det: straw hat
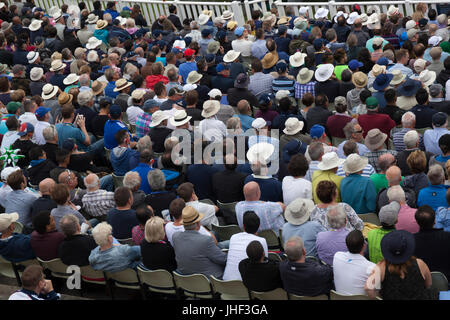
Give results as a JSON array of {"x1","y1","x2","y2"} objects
[
  {"x1": 51, "y1": 51, "x2": 62, "y2": 61},
  {"x1": 246, "y1": 142, "x2": 275, "y2": 164},
  {"x1": 52, "y1": 10, "x2": 63, "y2": 21},
  {"x1": 50, "y1": 59, "x2": 66, "y2": 72},
  {"x1": 181, "y1": 206, "x2": 204, "y2": 225},
  {"x1": 91, "y1": 80, "x2": 107, "y2": 96},
  {"x1": 131, "y1": 88, "x2": 146, "y2": 100},
  {"x1": 201, "y1": 100, "x2": 220, "y2": 118},
  {"x1": 289, "y1": 52, "x2": 306, "y2": 68},
  {"x1": 27, "y1": 51, "x2": 39, "y2": 64},
  {"x1": 113, "y1": 78, "x2": 132, "y2": 92},
  {"x1": 314, "y1": 64, "x2": 334, "y2": 82},
  {"x1": 369, "y1": 64, "x2": 386, "y2": 78},
  {"x1": 283, "y1": 117, "x2": 304, "y2": 135},
  {"x1": 261, "y1": 52, "x2": 279, "y2": 69},
  {"x1": 86, "y1": 37, "x2": 102, "y2": 49},
  {"x1": 343, "y1": 154, "x2": 369, "y2": 174},
  {"x1": 296, "y1": 67, "x2": 314, "y2": 84},
  {"x1": 352, "y1": 72, "x2": 368, "y2": 88},
  {"x1": 223, "y1": 50, "x2": 240, "y2": 63},
  {"x1": 389, "y1": 69, "x2": 406, "y2": 86},
  {"x1": 150, "y1": 110, "x2": 170, "y2": 127},
  {"x1": 364, "y1": 129, "x2": 387, "y2": 151},
  {"x1": 419, "y1": 70, "x2": 436, "y2": 87},
  {"x1": 221, "y1": 10, "x2": 234, "y2": 21},
  {"x1": 277, "y1": 16, "x2": 292, "y2": 26},
  {"x1": 30, "y1": 67, "x2": 44, "y2": 81},
  {"x1": 95, "y1": 19, "x2": 108, "y2": 30},
  {"x1": 41, "y1": 84, "x2": 59, "y2": 100},
  {"x1": 359, "y1": 13, "x2": 368, "y2": 25},
  {"x1": 317, "y1": 152, "x2": 345, "y2": 170},
  {"x1": 29, "y1": 19, "x2": 43, "y2": 32},
  {"x1": 186, "y1": 71, "x2": 203, "y2": 84},
  {"x1": 58, "y1": 92, "x2": 73, "y2": 105},
  {"x1": 226, "y1": 20, "x2": 237, "y2": 30},
  {"x1": 202, "y1": 9, "x2": 213, "y2": 17},
  {"x1": 285, "y1": 198, "x2": 316, "y2": 225},
  {"x1": 169, "y1": 109, "x2": 192, "y2": 127},
  {"x1": 263, "y1": 12, "x2": 276, "y2": 27},
  {"x1": 63, "y1": 73, "x2": 80, "y2": 86},
  {"x1": 87, "y1": 13, "x2": 99, "y2": 24}
]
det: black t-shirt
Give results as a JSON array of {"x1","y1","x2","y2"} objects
[
  {"x1": 239, "y1": 258, "x2": 283, "y2": 292},
  {"x1": 186, "y1": 108, "x2": 202, "y2": 126},
  {"x1": 91, "y1": 115, "x2": 109, "y2": 137},
  {"x1": 11, "y1": 139, "x2": 38, "y2": 169},
  {"x1": 106, "y1": 208, "x2": 139, "y2": 239},
  {"x1": 145, "y1": 191, "x2": 177, "y2": 218},
  {"x1": 58, "y1": 234, "x2": 97, "y2": 266},
  {"x1": 140, "y1": 239, "x2": 177, "y2": 272}
]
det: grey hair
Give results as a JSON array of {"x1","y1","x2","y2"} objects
[
  {"x1": 137, "y1": 135, "x2": 152, "y2": 152},
  {"x1": 77, "y1": 89, "x2": 93, "y2": 106},
  {"x1": 59, "y1": 214, "x2": 79, "y2": 237},
  {"x1": 387, "y1": 185, "x2": 406, "y2": 203},
  {"x1": 79, "y1": 74, "x2": 90, "y2": 87},
  {"x1": 327, "y1": 204, "x2": 347, "y2": 229},
  {"x1": 343, "y1": 121, "x2": 355, "y2": 139},
  {"x1": 103, "y1": 13, "x2": 112, "y2": 22},
  {"x1": 308, "y1": 142, "x2": 324, "y2": 161},
  {"x1": 84, "y1": 174, "x2": 100, "y2": 190},
  {"x1": 164, "y1": 136, "x2": 179, "y2": 152},
  {"x1": 284, "y1": 236, "x2": 304, "y2": 261},
  {"x1": 190, "y1": 21, "x2": 199, "y2": 29},
  {"x1": 43, "y1": 125, "x2": 57, "y2": 142},
  {"x1": 403, "y1": 130, "x2": 419, "y2": 149},
  {"x1": 87, "y1": 50, "x2": 98, "y2": 62},
  {"x1": 147, "y1": 169, "x2": 166, "y2": 191},
  {"x1": 226, "y1": 117, "x2": 241, "y2": 130},
  {"x1": 383, "y1": 49, "x2": 395, "y2": 61},
  {"x1": 401, "y1": 112, "x2": 416, "y2": 127},
  {"x1": 123, "y1": 171, "x2": 141, "y2": 190},
  {"x1": 124, "y1": 63, "x2": 138, "y2": 77},
  {"x1": 428, "y1": 164, "x2": 445, "y2": 185},
  {"x1": 92, "y1": 222, "x2": 112, "y2": 247}
]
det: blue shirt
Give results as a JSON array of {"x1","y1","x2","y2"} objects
[
  {"x1": 106, "y1": 208, "x2": 139, "y2": 239},
  {"x1": 282, "y1": 221, "x2": 325, "y2": 257},
  {"x1": 178, "y1": 61, "x2": 197, "y2": 83},
  {"x1": 0, "y1": 234, "x2": 35, "y2": 263},
  {"x1": 104, "y1": 81, "x2": 118, "y2": 99},
  {"x1": 337, "y1": 141, "x2": 370, "y2": 158},
  {"x1": 389, "y1": 63, "x2": 414, "y2": 78},
  {"x1": 372, "y1": 91, "x2": 387, "y2": 109},
  {"x1": 340, "y1": 174, "x2": 377, "y2": 214},
  {"x1": 0, "y1": 190, "x2": 37, "y2": 227},
  {"x1": 435, "y1": 207, "x2": 450, "y2": 232},
  {"x1": 244, "y1": 175, "x2": 283, "y2": 202},
  {"x1": 424, "y1": 128, "x2": 450, "y2": 155},
  {"x1": 417, "y1": 185, "x2": 450, "y2": 212},
  {"x1": 131, "y1": 163, "x2": 154, "y2": 194},
  {"x1": 251, "y1": 40, "x2": 268, "y2": 60},
  {"x1": 104, "y1": 120, "x2": 131, "y2": 149},
  {"x1": 56, "y1": 122, "x2": 87, "y2": 151},
  {"x1": 89, "y1": 244, "x2": 141, "y2": 273},
  {"x1": 233, "y1": 114, "x2": 255, "y2": 132}
]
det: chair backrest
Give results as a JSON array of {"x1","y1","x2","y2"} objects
[
  {"x1": 250, "y1": 287, "x2": 289, "y2": 300},
  {"x1": 357, "y1": 213, "x2": 381, "y2": 226},
  {"x1": 13, "y1": 221, "x2": 23, "y2": 234},
  {"x1": 112, "y1": 174, "x2": 125, "y2": 188},
  {"x1": 137, "y1": 267, "x2": 177, "y2": 295},
  {"x1": 289, "y1": 293, "x2": 329, "y2": 300},
  {"x1": 117, "y1": 238, "x2": 134, "y2": 245},
  {"x1": 330, "y1": 289, "x2": 374, "y2": 300},
  {"x1": 105, "y1": 268, "x2": 141, "y2": 289},
  {"x1": 37, "y1": 258, "x2": 72, "y2": 278},
  {"x1": 210, "y1": 275, "x2": 250, "y2": 300},
  {"x1": 268, "y1": 252, "x2": 282, "y2": 262},
  {"x1": 173, "y1": 271, "x2": 214, "y2": 299},
  {"x1": 80, "y1": 265, "x2": 106, "y2": 284},
  {"x1": 431, "y1": 271, "x2": 449, "y2": 292},
  {"x1": 258, "y1": 229, "x2": 281, "y2": 250},
  {"x1": 0, "y1": 255, "x2": 17, "y2": 279},
  {"x1": 216, "y1": 201, "x2": 239, "y2": 225},
  {"x1": 211, "y1": 224, "x2": 242, "y2": 241}
]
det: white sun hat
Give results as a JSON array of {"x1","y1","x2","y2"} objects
[
  {"x1": 63, "y1": 73, "x2": 80, "y2": 86},
  {"x1": 314, "y1": 8, "x2": 329, "y2": 19},
  {"x1": 247, "y1": 142, "x2": 275, "y2": 164},
  {"x1": 289, "y1": 52, "x2": 307, "y2": 68},
  {"x1": 86, "y1": 37, "x2": 103, "y2": 50},
  {"x1": 150, "y1": 110, "x2": 170, "y2": 127},
  {"x1": 283, "y1": 118, "x2": 304, "y2": 135},
  {"x1": 314, "y1": 64, "x2": 334, "y2": 82},
  {"x1": 317, "y1": 152, "x2": 345, "y2": 170},
  {"x1": 169, "y1": 109, "x2": 192, "y2": 127},
  {"x1": 29, "y1": 19, "x2": 43, "y2": 32}
]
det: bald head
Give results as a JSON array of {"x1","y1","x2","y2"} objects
[
  {"x1": 243, "y1": 182, "x2": 261, "y2": 201},
  {"x1": 39, "y1": 178, "x2": 56, "y2": 195},
  {"x1": 237, "y1": 100, "x2": 251, "y2": 115},
  {"x1": 386, "y1": 165, "x2": 402, "y2": 186},
  {"x1": 378, "y1": 153, "x2": 395, "y2": 173},
  {"x1": 84, "y1": 173, "x2": 100, "y2": 191},
  {"x1": 135, "y1": 47, "x2": 144, "y2": 57}
]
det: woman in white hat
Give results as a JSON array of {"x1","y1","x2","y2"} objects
[{"x1": 198, "y1": 100, "x2": 227, "y2": 142}]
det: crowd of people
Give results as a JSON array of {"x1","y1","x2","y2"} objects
[{"x1": 0, "y1": 0, "x2": 448, "y2": 300}]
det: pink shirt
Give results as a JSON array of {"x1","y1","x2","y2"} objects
[{"x1": 395, "y1": 204, "x2": 419, "y2": 234}]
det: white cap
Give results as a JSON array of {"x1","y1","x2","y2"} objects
[
  {"x1": 208, "y1": 88, "x2": 222, "y2": 98},
  {"x1": 252, "y1": 118, "x2": 267, "y2": 130},
  {"x1": 1, "y1": 167, "x2": 20, "y2": 181}
]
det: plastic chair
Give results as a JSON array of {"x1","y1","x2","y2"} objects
[
  {"x1": 216, "y1": 200, "x2": 239, "y2": 225},
  {"x1": 330, "y1": 289, "x2": 379, "y2": 300},
  {"x1": 0, "y1": 256, "x2": 18, "y2": 281},
  {"x1": 173, "y1": 271, "x2": 214, "y2": 299},
  {"x1": 258, "y1": 229, "x2": 281, "y2": 250},
  {"x1": 289, "y1": 293, "x2": 328, "y2": 300},
  {"x1": 112, "y1": 174, "x2": 124, "y2": 188},
  {"x1": 211, "y1": 224, "x2": 242, "y2": 242},
  {"x1": 358, "y1": 213, "x2": 381, "y2": 226},
  {"x1": 105, "y1": 268, "x2": 141, "y2": 290},
  {"x1": 117, "y1": 238, "x2": 134, "y2": 245},
  {"x1": 210, "y1": 276, "x2": 250, "y2": 300},
  {"x1": 431, "y1": 271, "x2": 449, "y2": 292},
  {"x1": 37, "y1": 258, "x2": 72, "y2": 279},
  {"x1": 137, "y1": 267, "x2": 178, "y2": 297},
  {"x1": 250, "y1": 287, "x2": 289, "y2": 300},
  {"x1": 80, "y1": 265, "x2": 106, "y2": 285}
]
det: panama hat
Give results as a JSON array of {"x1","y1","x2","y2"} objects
[
  {"x1": 352, "y1": 72, "x2": 368, "y2": 88},
  {"x1": 315, "y1": 64, "x2": 334, "y2": 82},
  {"x1": 296, "y1": 67, "x2": 314, "y2": 84},
  {"x1": 299, "y1": 7, "x2": 309, "y2": 16},
  {"x1": 202, "y1": 9, "x2": 213, "y2": 17},
  {"x1": 387, "y1": 5, "x2": 400, "y2": 16},
  {"x1": 275, "y1": 90, "x2": 290, "y2": 101},
  {"x1": 263, "y1": 12, "x2": 276, "y2": 26},
  {"x1": 223, "y1": 50, "x2": 240, "y2": 63},
  {"x1": 277, "y1": 16, "x2": 292, "y2": 26},
  {"x1": 150, "y1": 110, "x2": 170, "y2": 127},
  {"x1": 50, "y1": 59, "x2": 66, "y2": 72},
  {"x1": 285, "y1": 198, "x2": 315, "y2": 225},
  {"x1": 317, "y1": 152, "x2": 345, "y2": 170},
  {"x1": 87, "y1": 13, "x2": 99, "y2": 24},
  {"x1": 347, "y1": 12, "x2": 359, "y2": 25},
  {"x1": 170, "y1": 109, "x2": 192, "y2": 127},
  {"x1": 30, "y1": 67, "x2": 44, "y2": 81},
  {"x1": 198, "y1": 14, "x2": 210, "y2": 25},
  {"x1": 58, "y1": 92, "x2": 73, "y2": 105},
  {"x1": 314, "y1": 8, "x2": 329, "y2": 19},
  {"x1": 186, "y1": 71, "x2": 203, "y2": 84},
  {"x1": 389, "y1": 69, "x2": 406, "y2": 86},
  {"x1": 131, "y1": 88, "x2": 146, "y2": 100},
  {"x1": 181, "y1": 206, "x2": 204, "y2": 225},
  {"x1": 366, "y1": 13, "x2": 380, "y2": 30},
  {"x1": 369, "y1": 64, "x2": 386, "y2": 78},
  {"x1": 343, "y1": 154, "x2": 369, "y2": 174},
  {"x1": 0, "y1": 213, "x2": 19, "y2": 231},
  {"x1": 95, "y1": 19, "x2": 108, "y2": 30},
  {"x1": 86, "y1": 37, "x2": 102, "y2": 49},
  {"x1": 364, "y1": 128, "x2": 387, "y2": 151},
  {"x1": 52, "y1": 10, "x2": 63, "y2": 21},
  {"x1": 63, "y1": 73, "x2": 80, "y2": 86},
  {"x1": 51, "y1": 51, "x2": 62, "y2": 61},
  {"x1": 207, "y1": 41, "x2": 220, "y2": 54},
  {"x1": 41, "y1": 84, "x2": 59, "y2": 100},
  {"x1": 283, "y1": 117, "x2": 304, "y2": 135},
  {"x1": 226, "y1": 20, "x2": 237, "y2": 30},
  {"x1": 201, "y1": 100, "x2": 220, "y2": 118},
  {"x1": 91, "y1": 80, "x2": 107, "y2": 96},
  {"x1": 246, "y1": 142, "x2": 275, "y2": 164},
  {"x1": 289, "y1": 52, "x2": 307, "y2": 68},
  {"x1": 381, "y1": 230, "x2": 415, "y2": 264},
  {"x1": 261, "y1": 52, "x2": 278, "y2": 69},
  {"x1": 113, "y1": 78, "x2": 132, "y2": 92},
  {"x1": 27, "y1": 51, "x2": 39, "y2": 64},
  {"x1": 221, "y1": 10, "x2": 234, "y2": 20},
  {"x1": 419, "y1": 70, "x2": 436, "y2": 87},
  {"x1": 29, "y1": 19, "x2": 43, "y2": 32}
]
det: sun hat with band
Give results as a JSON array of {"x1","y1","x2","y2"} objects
[
  {"x1": 198, "y1": 13, "x2": 210, "y2": 26},
  {"x1": 296, "y1": 68, "x2": 314, "y2": 84},
  {"x1": 186, "y1": 71, "x2": 203, "y2": 84},
  {"x1": 364, "y1": 128, "x2": 387, "y2": 151},
  {"x1": 113, "y1": 78, "x2": 132, "y2": 92},
  {"x1": 202, "y1": 100, "x2": 220, "y2": 118},
  {"x1": 343, "y1": 154, "x2": 369, "y2": 174},
  {"x1": 50, "y1": 59, "x2": 66, "y2": 72},
  {"x1": 131, "y1": 89, "x2": 146, "y2": 100},
  {"x1": 315, "y1": 64, "x2": 334, "y2": 82},
  {"x1": 283, "y1": 118, "x2": 304, "y2": 135},
  {"x1": 262, "y1": 52, "x2": 279, "y2": 70},
  {"x1": 169, "y1": 109, "x2": 192, "y2": 127},
  {"x1": 381, "y1": 229, "x2": 415, "y2": 264},
  {"x1": 150, "y1": 110, "x2": 170, "y2": 127},
  {"x1": 284, "y1": 198, "x2": 316, "y2": 226},
  {"x1": 58, "y1": 92, "x2": 73, "y2": 106},
  {"x1": 63, "y1": 73, "x2": 80, "y2": 86},
  {"x1": 247, "y1": 142, "x2": 275, "y2": 165},
  {"x1": 289, "y1": 52, "x2": 307, "y2": 68},
  {"x1": 0, "y1": 212, "x2": 19, "y2": 231},
  {"x1": 221, "y1": 10, "x2": 234, "y2": 21},
  {"x1": 30, "y1": 67, "x2": 44, "y2": 81},
  {"x1": 419, "y1": 70, "x2": 436, "y2": 87},
  {"x1": 91, "y1": 80, "x2": 107, "y2": 96},
  {"x1": 317, "y1": 152, "x2": 345, "y2": 171},
  {"x1": 96, "y1": 19, "x2": 108, "y2": 29},
  {"x1": 27, "y1": 51, "x2": 39, "y2": 64},
  {"x1": 29, "y1": 19, "x2": 43, "y2": 32},
  {"x1": 373, "y1": 73, "x2": 394, "y2": 91},
  {"x1": 352, "y1": 72, "x2": 368, "y2": 88},
  {"x1": 181, "y1": 206, "x2": 204, "y2": 225},
  {"x1": 41, "y1": 84, "x2": 59, "y2": 100},
  {"x1": 87, "y1": 13, "x2": 98, "y2": 24}
]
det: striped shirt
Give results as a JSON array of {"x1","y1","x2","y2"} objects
[
  {"x1": 135, "y1": 112, "x2": 152, "y2": 138},
  {"x1": 392, "y1": 128, "x2": 425, "y2": 152},
  {"x1": 82, "y1": 189, "x2": 116, "y2": 218},
  {"x1": 336, "y1": 164, "x2": 376, "y2": 178},
  {"x1": 272, "y1": 76, "x2": 295, "y2": 97},
  {"x1": 294, "y1": 81, "x2": 316, "y2": 99}
]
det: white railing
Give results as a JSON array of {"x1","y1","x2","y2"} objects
[{"x1": 28, "y1": 0, "x2": 442, "y2": 29}]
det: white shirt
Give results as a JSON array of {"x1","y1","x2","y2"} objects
[
  {"x1": 32, "y1": 121, "x2": 50, "y2": 145},
  {"x1": 333, "y1": 251, "x2": 376, "y2": 296},
  {"x1": 18, "y1": 112, "x2": 38, "y2": 127},
  {"x1": 1, "y1": 131, "x2": 19, "y2": 153},
  {"x1": 282, "y1": 176, "x2": 313, "y2": 205},
  {"x1": 164, "y1": 222, "x2": 212, "y2": 246},
  {"x1": 231, "y1": 39, "x2": 253, "y2": 57},
  {"x1": 186, "y1": 200, "x2": 218, "y2": 230},
  {"x1": 198, "y1": 118, "x2": 227, "y2": 142},
  {"x1": 126, "y1": 106, "x2": 144, "y2": 125},
  {"x1": 446, "y1": 79, "x2": 450, "y2": 101},
  {"x1": 222, "y1": 232, "x2": 268, "y2": 281}
]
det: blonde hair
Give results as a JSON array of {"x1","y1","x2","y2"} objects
[
  {"x1": 411, "y1": 11, "x2": 424, "y2": 22},
  {"x1": 126, "y1": 18, "x2": 136, "y2": 28},
  {"x1": 144, "y1": 216, "x2": 165, "y2": 243}
]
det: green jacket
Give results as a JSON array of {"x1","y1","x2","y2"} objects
[{"x1": 368, "y1": 227, "x2": 395, "y2": 264}]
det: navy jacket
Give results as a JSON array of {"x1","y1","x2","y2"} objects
[
  {"x1": 109, "y1": 26, "x2": 132, "y2": 43},
  {"x1": 244, "y1": 175, "x2": 283, "y2": 202},
  {"x1": 0, "y1": 234, "x2": 36, "y2": 263}
]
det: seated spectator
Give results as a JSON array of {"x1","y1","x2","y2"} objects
[
  {"x1": 370, "y1": 153, "x2": 397, "y2": 193},
  {"x1": 306, "y1": 93, "x2": 332, "y2": 132},
  {"x1": 305, "y1": 124, "x2": 338, "y2": 163},
  {"x1": 223, "y1": 211, "x2": 268, "y2": 281},
  {"x1": 280, "y1": 118, "x2": 312, "y2": 154},
  {"x1": 140, "y1": 216, "x2": 177, "y2": 272},
  {"x1": 198, "y1": 100, "x2": 227, "y2": 142},
  {"x1": 310, "y1": 180, "x2": 364, "y2": 231},
  {"x1": 239, "y1": 240, "x2": 283, "y2": 292},
  {"x1": 233, "y1": 99, "x2": 255, "y2": 132},
  {"x1": 110, "y1": 129, "x2": 139, "y2": 176},
  {"x1": 417, "y1": 164, "x2": 449, "y2": 211},
  {"x1": 397, "y1": 131, "x2": 432, "y2": 176},
  {"x1": 393, "y1": 112, "x2": 424, "y2": 152},
  {"x1": 365, "y1": 230, "x2": 438, "y2": 300},
  {"x1": 30, "y1": 178, "x2": 57, "y2": 220},
  {"x1": 304, "y1": 142, "x2": 324, "y2": 182},
  {"x1": 0, "y1": 212, "x2": 36, "y2": 262},
  {"x1": 104, "y1": 104, "x2": 134, "y2": 150},
  {"x1": 0, "y1": 116, "x2": 20, "y2": 152},
  {"x1": 8, "y1": 265, "x2": 60, "y2": 300},
  {"x1": 82, "y1": 173, "x2": 116, "y2": 220},
  {"x1": 11, "y1": 122, "x2": 37, "y2": 168},
  {"x1": 429, "y1": 134, "x2": 450, "y2": 168},
  {"x1": 235, "y1": 182, "x2": 285, "y2": 236},
  {"x1": 172, "y1": 206, "x2": 227, "y2": 278},
  {"x1": 402, "y1": 151, "x2": 431, "y2": 197},
  {"x1": 414, "y1": 205, "x2": 450, "y2": 279},
  {"x1": 326, "y1": 97, "x2": 352, "y2": 139},
  {"x1": 131, "y1": 148, "x2": 154, "y2": 194},
  {"x1": 131, "y1": 205, "x2": 154, "y2": 245},
  {"x1": 30, "y1": 211, "x2": 64, "y2": 261},
  {"x1": 41, "y1": 125, "x2": 59, "y2": 165},
  {"x1": 123, "y1": 171, "x2": 146, "y2": 210},
  {"x1": 336, "y1": 141, "x2": 376, "y2": 177},
  {"x1": 145, "y1": 169, "x2": 178, "y2": 218},
  {"x1": 148, "y1": 111, "x2": 172, "y2": 153},
  {"x1": 423, "y1": 112, "x2": 449, "y2": 156},
  {"x1": 55, "y1": 105, "x2": 92, "y2": 152},
  {"x1": 27, "y1": 146, "x2": 56, "y2": 186},
  {"x1": 411, "y1": 88, "x2": 438, "y2": 129},
  {"x1": 358, "y1": 97, "x2": 396, "y2": 139},
  {"x1": 435, "y1": 189, "x2": 450, "y2": 232},
  {"x1": 387, "y1": 186, "x2": 419, "y2": 234},
  {"x1": 282, "y1": 154, "x2": 312, "y2": 205},
  {"x1": 245, "y1": 160, "x2": 283, "y2": 203},
  {"x1": 282, "y1": 198, "x2": 325, "y2": 257},
  {"x1": 312, "y1": 152, "x2": 344, "y2": 204},
  {"x1": 364, "y1": 129, "x2": 398, "y2": 173},
  {"x1": 58, "y1": 214, "x2": 97, "y2": 267},
  {"x1": 212, "y1": 154, "x2": 246, "y2": 206},
  {"x1": 106, "y1": 187, "x2": 139, "y2": 240},
  {"x1": 280, "y1": 236, "x2": 333, "y2": 297},
  {"x1": 89, "y1": 222, "x2": 141, "y2": 272}
]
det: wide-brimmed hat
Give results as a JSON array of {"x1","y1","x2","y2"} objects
[
  {"x1": 381, "y1": 230, "x2": 415, "y2": 264},
  {"x1": 413, "y1": 59, "x2": 427, "y2": 74},
  {"x1": 198, "y1": 13, "x2": 210, "y2": 25},
  {"x1": 131, "y1": 88, "x2": 146, "y2": 100},
  {"x1": 252, "y1": 118, "x2": 267, "y2": 130},
  {"x1": 30, "y1": 67, "x2": 44, "y2": 81},
  {"x1": 1, "y1": 21, "x2": 11, "y2": 32},
  {"x1": 181, "y1": 206, "x2": 204, "y2": 225},
  {"x1": 277, "y1": 16, "x2": 292, "y2": 26},
  {"x1": 334, "y1": 11, "x2": 349, "y2": 23},
  {"x1": 389, "y1": 69, "x2": 406, "y2": 86},
  {"x1": 373, "y1": 73, "x2": 394, "y2": 91},
  {"x1": 296, "y1": 67, "x2": 314, "y2": 84},
  {"x1": 150, "y1": 110, "x2": 170, "y2": 127},
  {"x1": 41, "y1": 84, "x2": 59, "y2": 100},
  {"x1": 359, "y1": 13, "x2": 368, "y2": 25},
  {"x1": 86, "y1": 37, "x2": 102, "y2": 49},
  {"x1": 52, "y1": 10, "x2": 63, "y2": 21},
  {"x1": 263, "y1": 12, "x2": 276, "y2": 27},
  {"x1": 419, "y1": 69, "x2": 436, "y2": 87},
  {"x1": 221, "y1": 10, "x2": 234, "y2": 20},
  {"x1": 246, "y1": 142, "x2": 275, "y2": 164},
  {"x1": 87, "y1": 13, "x2": 98, "y2": 24},
  {"x1": 262, "y1": 52, "x2": 279, "y2": 69},
  {"x1": 96, "y1": 19, "x2": 108, "y2": 30},
  {"x1": 369, "y1": 64, "x2": 386, "y2": 78},
  {"x1": 366, "y1": 13, "x2": 380, "y2": 29},
  {"x1": 317, "y1": 152, "x2": 345, "y2": 170},
  {"x1": 29, "y1": 19, "x2": 43, "y2": 32},
  {"x1": 202, "y1": 9, "x2": 213, "y2": 17},
  {"x1": 173, "y1": 40, "x2": 186, "y2": 49},
  {"x1": 201, "y1": 100, "x2": 220, "y2": 118},
  {"x1": 91, "y1": 80, "x2": 107, "y2": 96},
  {"x1": 223, "y1": 50, "x2": 240, "y2": 63},
  {"x1": 186, "y1": 71, "x2": 203, "y2": 84},
  {"x1": 294, "y1": 17, "x2": 308, "y2": 30},
  {"x1": 283, "y1": 117, "x2": 304, "y2": 135},
  {"x1": 347, "y1": 12, "x2": 360, "y2": 25},
  {"x1": 289, "y1": 52, "x2": 306, "y2": 68},
  {"x1": 58, "y1": 92, "x2": 73, "y2": 105},
  {"x1": 343, "y1": 154, "x2": 369, "y2": 174},
  {"x1": 63, "y1": 73, "x2": 79, "y2": 86},
  {"x1": 207, "y1": 41, "x2": 220, "y2": 54},
  {"x1": 50, "y1": 59, "x2": 66, "y2": 72},
  {"x1": 365, "y1": 128, "x2": 387, "y2": 151},
  {"x1": 351, "y1": 72, "x2": 368, "y2": 88},
  {"x1": 113, "y1": 78, "x2": 132, "y2": 92},
  {"x1": 285, "y1": 198, "x2": 316, "y2": 225},
  {"x1": 315, "y1": 64, "x2": 334, "y2": 82},
  {"x1": 169, "y1": 109, "x2": 192, "y2": 127},
  {"x1": 314, "y1": 8, "x2": 329, "y2": 19},
  {"x1": 387, "y1": 5, "x2": 400, "y2": 17},
  {"x1": 27, "y1": 51, "x2": 39, "y2": 64},
  {"x1": 0, "y1": 212, "x2": 19, "y2": 231},
  {"x1": 234, "y1": 73, "x2": 249, "y2": 88},
  {"x1": 397, "y1": 78, "x2": 422, "y2": 97},
  {"x1": 226, "y1": 20, "x2": 237, "y2": 30}
]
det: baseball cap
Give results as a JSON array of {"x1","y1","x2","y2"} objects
[
  {"x1": 201, "y1": 28, "x2": 213, "y2": 37},
  {"x1": 278, "y1": 25, "x2": 288, "y2": 34},
  {"x1": 334, "y1": 96, "x2": 347, "y2": 106},
  {"x1": 205, "y1": 53, "x2": 215, "y2": 64},
  {"x1": 143, "y1": 99, "x2": 161, "y2": 111},
  {"x1": 348, "y1": 59, "x2": 363, "y2": 71},
  {"x1": 418, "y1": 18, "x2": 428, "y2": 28},
  {"x1": 35, "y1": 107, "x2": 51, "y2": 118},
  {"x1": 234, "y1": 26, "x2": 244, "y2": 37},
  {"x1": 310, "y1": 124, "x2": 325, "y2": 139},
  {"x1": 109, "y1": 104, "x2": 122, "y2": 117},
  {"x1": 252, "y1": 117, "x2": 267, "y2": 130},
  {"x1": 379, "y1": 201, "x2": 400, "y2": 225},
  {"x1": 432, "y1": 112, "x2": 447, "y2": 127},
  {"x1": 6, "y1": 102, "x2": 21, "y2": 114},
  {"x1": 258, "y1": 93, "x2": 272, "y2": 105},
  {"x1": 376, "y1": 57, "x2": 389, "y2": 66},
  {"x1": 216, "y1": 30, "x2": 227, "y2": 40},
  {"x1": 62, "y1": 138, "x2": 76, "y2": 151},
  {"x1": 276, "y1": 61, "x2": 288, "y2": 73},
  {"x1": 0, "y1": 212, "x2": 19, "y2": 232},
  {"x1": 1, "y1": 167, "x2": 20, "y2": 182},
  {"x1": 216, "y1": 63, "x2": 230, "y2": 73},
  {"x1": 184, "y1": 48, "x2": 195, "y2": 57},
  {"x1": 365, "y1": 96, "x2": 379, "y2": 110},
  {"x1": 18, "y1": 122, "x2": 34, "y2": 136}
]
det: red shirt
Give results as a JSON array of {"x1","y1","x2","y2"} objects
[
  {"x1": 358, "y1": 113, "x2": 396, "y2": 139},
  {"x1": 145, "y1": 74, "x2": 169, "y2": 90},
  {"x1": 326, "y1": 114, "x2": 353, "y2": 138}
]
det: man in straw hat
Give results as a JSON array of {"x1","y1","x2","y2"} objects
[
  {"x1": 340, "y1": 154, "x2": 377, "y2": 213},
  {"x1": 364, "y1": 128, "x2": 398, "y2": 172},
  {"x1": 172, "y1": 206, "x2": 227, "y2": 278},
  {"x1": 126, "y1": 89, "x2": 145, "y2": 126},
  {"x1": 113, "y1": 78, "x2": 132, "y2": 112},
  {"x1": 198, "y1": 100, "x2": 226, "y2": 142},
  {"x1": 147, "y1": 110, "x2": 172, "y2": 153},
  {"x1": 49, "y1": 60, "x2": 67, "y2": 91},
  {"x1": 311, "y1": 151, "x2": 345, "y2": 204}
]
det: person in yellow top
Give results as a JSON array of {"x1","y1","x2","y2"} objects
[{"x1": 312, "y1": 152, "x2": 345, "y2": 204}]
